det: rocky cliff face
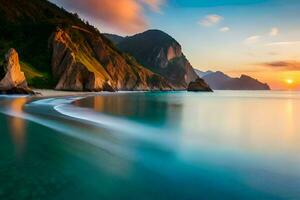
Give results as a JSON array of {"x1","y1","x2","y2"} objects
[
  {"x1": 0, "y1": 48, "x2": 34, "y2": 94},
  {"x1": 0, "y1": 0, "x2": 173, "y2": 91},
  {"x1": 50, "y1": 28, "x2": 171, "y2": 91},
  {"x1": 107, "y1": 30, "x2": 203, "y2": 90},
  {"x1": 0, "y1": 48, "x2": 27, "y2": 89}
]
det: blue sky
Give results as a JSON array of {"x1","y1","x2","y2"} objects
[
  {"x1": 143, "y1": 0, "x2": 300, "y2": 89},
  {"x1": 148, "y1": 0, "x2": 300, "y2": 68},
  {"x1": 168, "y1": 0, "x2": 269, "y2": 7}
]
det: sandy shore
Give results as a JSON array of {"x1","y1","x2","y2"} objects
[
  {"x1": 33, "y1": 89, "x2": 102, "y2": 97},
  {"x1": 33, "y1": 89, "x2": 148, "y2": 97}
]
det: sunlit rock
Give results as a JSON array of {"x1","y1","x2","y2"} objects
[{"x1": 0, "y1": 48, "x2": 35, "y2": 94}]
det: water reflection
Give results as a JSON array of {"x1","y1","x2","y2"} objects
[
  {"x1": 76, "y1": 92, "x2": 300, "y2": 158},
  {"x1": 6, "y1": 97, "x2": 28, "y2": 156},
  {"x1": 177, "y1": 92, "x2": 300, "y2": 158},
  {"x1": 75, "y1": 93, "x2": 183, "y2": 128}
]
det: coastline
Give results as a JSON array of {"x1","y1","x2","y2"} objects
[
  {"x1": 33, "y1": 89, "x2": 102, "y2": 98},
  {"x1": 32, "y1": 89, "x2": 174, "y2": 98}
]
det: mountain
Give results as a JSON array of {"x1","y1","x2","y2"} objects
[
  {"x1": 194, "y1": 69, "x2": 213, "y2": 78},
  {"x1": 0, "y1": 0, "x2": 172, "y2": 91},
  {"x1": 104, "y1": 30, "x2": 210, "y2": 90},
  {"x1": 104, "y1": 33, "x2": 124, "y2": 45},
  {"x1": 198, "y1": 70, "x2": 270, "y2": 90}
]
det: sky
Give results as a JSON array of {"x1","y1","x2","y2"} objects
[{"x1": 51, "y1": 0, "x2": 300, "y2": 90}]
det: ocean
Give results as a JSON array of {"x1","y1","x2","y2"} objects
[{"x1": 0, "y1": 91, "x2": 300, "y2": 199}]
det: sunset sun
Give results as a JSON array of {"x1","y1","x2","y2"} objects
[{"x1": 286, "y1": 79, "x2": 294, "y2": 85}]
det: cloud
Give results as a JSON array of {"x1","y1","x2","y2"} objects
[
  {"x1": 141, "y1": 0, "x2": 165, "y2": 12},
  {"x1": 265, "y1": 41, "x2": 300, "y2": 46},
  {"x1": 199, "y1": 14, "x2": 223, "y2": 26},
  {"x1": 244, "y1": 27, "x2": 279, "y2": 45},
  {"x1": 56, "y1": 0, "x2": 165, "y2": 34},
  {"x1": 244, "y1": 35, "x2": 261, "y2": 45},
  {"x1": 219, "y1": 27, "x2": 230, "y2": 32},
  {"x1": 269, "y1": 27, "x2": 279, "y2": 36},
  {"x1": 261, "y1": 61, "x2": 300, "y2": 71}
]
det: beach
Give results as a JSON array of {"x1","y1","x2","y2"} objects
[{"x1": 33, "y1": 89, "x2": 101, "y2": 97}]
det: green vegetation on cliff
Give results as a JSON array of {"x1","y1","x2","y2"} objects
[{"x1": 0, "y1": 0, "x2": 125, "y2": 88}]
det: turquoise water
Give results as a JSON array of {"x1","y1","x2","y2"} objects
[{"x1": 1, "y1": 91, "x2": 300, "y2": 199}]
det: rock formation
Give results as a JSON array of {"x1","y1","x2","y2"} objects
[
  {"x1": 0, "y1": 49, "x2": 34, "y2": 94},
  {"x1": 50, "y1": 28, "x2": 172, "y2": 91},
  {"x1": 105, "y1": 30, "x2": 208, "y2": 90},
  {"x1": 188, "y1": 78, "x2": 213, "y2": 92},
  {"x1": 0, "y1": 48, "x2": 27, "y2": 88}
]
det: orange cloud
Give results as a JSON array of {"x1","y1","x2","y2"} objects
[
  {"x1": 261, "y1": 61, "x2": 300, "y2": 71},
  {"x1": 58, "y1": 0, "x2": 164, "y2": 34}
]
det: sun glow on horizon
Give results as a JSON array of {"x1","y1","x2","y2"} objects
[
  {"x1": 226, "y1": 70, "x2": 300, "y2": 90},
  {"x1": 286, "y1": 79, "x2": 294, "y2": 85}
]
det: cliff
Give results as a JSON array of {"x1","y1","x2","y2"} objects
[
  {"x1": 105, "y1": 30, "x2": 209, "y2": 90},
  {"x1": 0, "y1": 0, "x2": 172, "y2": 91},
  {"x1": 50, "y1": 28, "x2": 171, "y2": 91}
]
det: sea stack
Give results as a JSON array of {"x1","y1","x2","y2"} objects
[
  {"x1": 0, "y1": 48, "x2": 34, "y2": 94},
  {"x1": 187, "y1": 78, "x2": 213, "y2": 92}
]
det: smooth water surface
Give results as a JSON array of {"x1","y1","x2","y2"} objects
[{"x1": 1, "y1": 91, "x2": 300, "y2": 199}]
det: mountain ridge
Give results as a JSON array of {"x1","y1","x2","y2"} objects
[
  {"x1": 0, "y1": 0, "x2": 175, "y2": 91},
  {"x1": 195, "y1": 69, "x2": 270, "y2": 90},
  {"x1": 104, "y1": 30, "x2": 208, "y2": 90}
]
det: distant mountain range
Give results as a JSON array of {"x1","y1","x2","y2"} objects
[{"x1": 194, "y1": 69, "x2": 270, "y2": 90}]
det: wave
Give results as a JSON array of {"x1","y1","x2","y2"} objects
[
  {"x1": 29, "y1": 96, "x2": 86, "y2": 106},
  {"x1": 29, "y1": 95, "x2": 213, "y2": 152},
  {"x1": 27, "y1": 96, "x2": 172, "y2": 143},
  {"x1": 54, "y1": 101, "x2": 176, "y2": 147},
  {"x1": 31, "y1": 96, "x2": 171, "y2": 142},
  {"x1": 1, "y1": 95, "x2": 179, "y2": 158},
  {"x1": 0, "y1": 96, "x2": 136, "y2": 159}
]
